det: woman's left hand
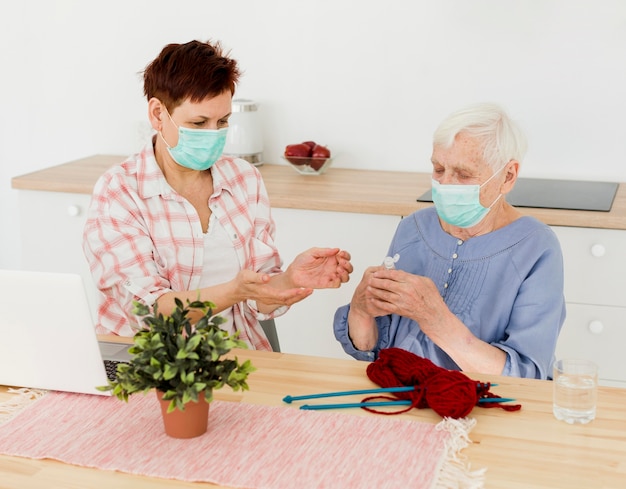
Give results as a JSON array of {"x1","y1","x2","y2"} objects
[{"x1": 287, "y1": 247, "x2": 353, "y2": 289}]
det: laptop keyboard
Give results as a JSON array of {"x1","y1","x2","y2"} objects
[{"x1": 104, "y1": 359, "x2": 128, "y2": 382}]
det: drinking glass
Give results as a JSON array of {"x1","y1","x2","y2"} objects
[{"x1": 553, "y1": 358, "x2": 598, "y2": 424}]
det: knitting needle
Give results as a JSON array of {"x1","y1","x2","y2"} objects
[
  {"x1": 478, "y1": 397, "x2": 516, "y2": 403},
  {"x1": 300, "y1": 400, "x2": 413, "y2": 410},
  {"x1": 283, "y1": 386, "x2": 416, "y2": 404},
  {"x1": 299, "y1": 397, "x2": 516, "y2": 411},
  {"x1": 283, "y1": 383, "x2": 498, "y2": 404}
]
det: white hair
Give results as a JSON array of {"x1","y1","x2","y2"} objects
[{"x1": 432, "y1": 103, "x2": 528, "y2": 169}]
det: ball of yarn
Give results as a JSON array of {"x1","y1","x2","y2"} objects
[
  {"x1": 423, "y1": 370, "x2": 478, "y2": 418},
  {"x1": 374, "y1": 348, "x2": 442, "y2": 386},
  {"x1": 364, "y1": 348, "x2": 521, "y2": 418},
  {"x1": 366, "y1": 348, "x2": 444, "y2": 409}
]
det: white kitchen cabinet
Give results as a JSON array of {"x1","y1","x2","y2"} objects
[
  {"x1": 18, "y1": 190, "x2": 99, "y2": 322},
  {"x1": 552, "y1": 226, "x2": 626, "y2": 387},
  {"x1": 556, "y1": 303, "x2": 626, "y2": 387},
  {"x1": 271, "y1": 208, "x2": 401, "y2": 359}
]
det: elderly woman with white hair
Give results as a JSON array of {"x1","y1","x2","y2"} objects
[{"x1": 334, "y1": 103, "x2": 565, "y2": 379}]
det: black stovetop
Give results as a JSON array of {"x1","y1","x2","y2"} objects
[{"x1": 416, "y1": 178, "x2": 619, "y2": 212}]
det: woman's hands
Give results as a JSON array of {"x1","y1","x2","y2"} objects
[
  {"x1": 229, "y1": 248, "x2": 352, "y2": 313},
  {"x1": 360, "y1": 267, "x2": 446, "y2": 325},
  {"x1": 233, "y1": 269, "x2": 314, "y2": 311},
  {"x1": 347, "y1": 266, "x2": 507, "y2": 374},
  {"x1": 347, "y1": 265, "x2": 448, "y2": 351},
  {"x1": 286, "y1": 247, "x2": 353, "y2": 289},
  {"x1": 157, "y1": 248, "x2": 352, "y2": 319}
]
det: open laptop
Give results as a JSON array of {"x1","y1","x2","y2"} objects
[{"x1": 0, "y1": 269, "x2": 131, "y2": 396}]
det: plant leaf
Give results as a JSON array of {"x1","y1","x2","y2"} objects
[{"x1": 108, "y1": 298, "x2": 254, "y2": 411}]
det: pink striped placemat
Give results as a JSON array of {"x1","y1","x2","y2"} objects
[{"x1": 0, "y1": 391, "x2": 484, "y2": 488}]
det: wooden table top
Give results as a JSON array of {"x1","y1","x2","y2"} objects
[
  {"x1": 1, "y1": 346, "x2": 625, "y2": 488},
  {"x1": 11, "y1": 154, "x2": 626, "y2": 230}
]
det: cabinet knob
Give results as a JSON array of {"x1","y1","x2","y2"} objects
[
  {"x1": 590, "y1": 244, "x2": 606, "y2": 257},
  {"x1": 67, "y1": 205, "x2": 82, "y2": 217},
  {"x1": 588, "y1": 320, "x2": 604, "y2": 335}
]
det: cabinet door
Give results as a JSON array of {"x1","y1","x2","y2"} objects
[
  {"x1": 18, "y1": 191, "x2": 98, "y2": 321},
  {"x1": 555, "y1": 303, "x2": 626, "y2": 387},
  {"x1": 271, "y1": 208, "x2": 401, "y2": 359},
  {"x1": 551, "y1": 226, "x2": 626, "y2": 307}
]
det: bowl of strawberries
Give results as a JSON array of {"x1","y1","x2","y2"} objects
[{"x1": 282, "y1": 141, "x2": 332, "y2": 175}]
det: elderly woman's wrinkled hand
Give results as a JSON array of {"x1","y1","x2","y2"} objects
[
  {"x1": 349, "y1": 266, "x2": 390, "y2": 318},
  {"x1": 366, "y1": 268, "x2": 446, "y2": 325}
]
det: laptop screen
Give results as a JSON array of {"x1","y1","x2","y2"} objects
[{"x1": 0, "y1": 270, "x2": 114, "y2": 395}]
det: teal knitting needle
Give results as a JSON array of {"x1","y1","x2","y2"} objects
[
  {"x1": 283, "y1": 383, "x2": 498, "y2": 404},
  {"x1": 283, "y1": 386, "x2": 416, "y2": 404},
  {"x1": 300, "y1": 400, "x2": 413, "y2": 410},
  {"x1": 299, "y1": 397, "x2": 515, "y2": 411},
  {"x1": 478, "y1": 397, "x2": 516, "y2": 403}
]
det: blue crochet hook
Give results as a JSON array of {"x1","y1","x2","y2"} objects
[{"x1": 283, "y1": 382, "x2": 498, "y2": 404}]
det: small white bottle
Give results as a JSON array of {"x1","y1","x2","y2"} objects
[{"x1": 383, "y1": 253, "x2": 400, "y2": 270}]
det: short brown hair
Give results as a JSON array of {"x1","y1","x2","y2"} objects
[{"x1": 143, "y1": 40, "x2": 241, "y2": 111}]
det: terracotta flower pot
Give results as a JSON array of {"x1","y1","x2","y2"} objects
[{"x1": 156, "y1": 390, "x2": 210, "y2": 439}]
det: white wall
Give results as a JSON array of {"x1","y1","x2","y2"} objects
[{"x1": 2, "y1": 0, "x2": 625, "y2": 270}]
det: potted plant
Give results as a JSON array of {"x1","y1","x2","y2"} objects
[{"x1": 100, "y1": 298, "x2": 256, "y2": 438}]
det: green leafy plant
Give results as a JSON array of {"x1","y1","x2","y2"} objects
[{"x1": 100, "y1": 299, "x2": 256, "y2": 413}]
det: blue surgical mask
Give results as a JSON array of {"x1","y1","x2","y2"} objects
[
  {"x1": 160, "y1": 109, "x2": 228, "y2": 171},
  {"x1": 431, "y1": 166, "x2": 505, "y2": 228}
]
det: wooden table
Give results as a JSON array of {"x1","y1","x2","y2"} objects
[{"x1": 1, "y1": 346, "x2": 625, "y2": 489}]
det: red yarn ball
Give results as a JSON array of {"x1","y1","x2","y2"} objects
[
  {"x1": 364, "y1": 348, "x2": 521, "y2": 418},
  {"x1": 424, "y1": 370, "x2": 478, "y2": 418},
  {"x1": 367, "y1": 350, "x2": 479, "y2": 417},
  {"x1": 376, "y1": 348, "x2": 442, "y2": 387},
  {"x1": 366, "y1": 348, "x2": 431, "y2": 408}
]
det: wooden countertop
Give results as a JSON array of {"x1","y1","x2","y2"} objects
[
  {"x1": 11, "y1": 154, "x2": 626, "y2": 229},
  {"x1": 2, "y1": 346, "x2": 626, "y2": 488}
]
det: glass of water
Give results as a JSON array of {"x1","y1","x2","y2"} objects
[{"x1": 553, "y1": 358, "x2": 598, "y2": 424}]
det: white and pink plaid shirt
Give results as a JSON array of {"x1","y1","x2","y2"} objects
[{"x1": 82, "y1": 142, "x2": 284, "y2": 350}]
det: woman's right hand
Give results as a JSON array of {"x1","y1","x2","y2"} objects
[{"x1": 233, "y1": 269, "x2": 314, "y2": 310}]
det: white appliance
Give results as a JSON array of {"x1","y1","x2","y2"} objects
[{"x1": 223, "y1": 98, "x2": 263, "y2": 166}]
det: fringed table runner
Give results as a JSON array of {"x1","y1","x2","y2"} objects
[{"x1": 0, "y1": 391, "x2": 484, "y2": 489}]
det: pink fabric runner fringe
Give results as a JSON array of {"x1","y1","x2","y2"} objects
[{"x1": 0, "y1": 391, "x2": 483, "y2": 488}]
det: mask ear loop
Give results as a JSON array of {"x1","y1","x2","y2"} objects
[
  {"x1": 158, "y1": 104, "x2": 177, "y2": 149},
  {"x1": 480, "y1": 161, "x2": 510, "y2": 208},
  {"x1": 486, "y1": 193, "x2": 503, "y2": 209},
  {"x1": 479, "y1": 162, "x2": 507, "y2": 188}
]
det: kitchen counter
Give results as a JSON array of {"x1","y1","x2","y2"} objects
[{"x1": 11, "y1": 154, "x2": 626, "y2": 229}]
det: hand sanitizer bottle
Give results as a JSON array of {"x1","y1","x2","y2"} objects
[{"x1": 383, "y1": 253, "x2": 400, "y2": 270}]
